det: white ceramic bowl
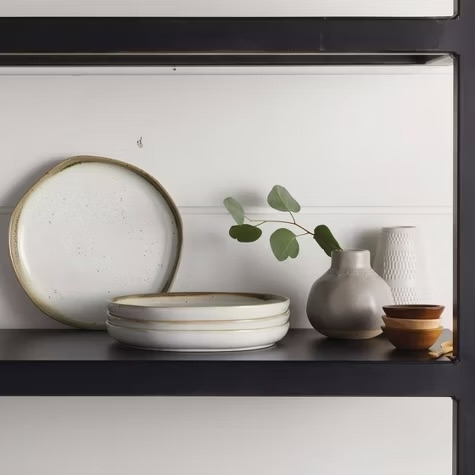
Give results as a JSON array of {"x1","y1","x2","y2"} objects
[
  {"x1": 107, "y1": 311, "x2": 290, "y2": 331},
  {"x1": 382, "y1": 315, "x2": 441, "y2": 330},
  {"x1": 106, "y1": 321, "x2": 290, "y2": 352},
  {"x1": 108, "y1": 292, "x2": 290, "y2": 322}
]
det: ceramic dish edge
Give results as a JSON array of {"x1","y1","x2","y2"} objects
[
  {"x1": 107, "y1": 310, "x2": 290, "y2": 331},
  {"x1": 8, "y1": 156, "x2": 183, "y2": 330},
  {"x1": 108, "y1": 292, "x2": 290, "y2": 322},
  {"x1": 106, "y1": 321, "x2": 290, "y2": 352}
]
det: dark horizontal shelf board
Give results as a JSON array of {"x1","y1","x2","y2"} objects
[
  {"x1": 0, "y1": 328, "x2": 453, "y2": 362},
  {"x1": 0, "y1": 53, "x2": 445, "y2": 67},
  {"x1": 0, "y1": 329, "x2": 457, "y2": 396},
  {"x1": 0, "y1": 17, "x2": 463, "y2": 55}
]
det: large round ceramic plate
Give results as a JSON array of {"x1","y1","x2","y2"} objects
[
  {"x1": 108, "y1": 292, "x2": 290, "y2": 322},
  {"x1": 9, "y1": 156, "x2": 182, "y2": 329},
  {"x1": 106, "y1": 321, "x2": 290, "y2": 352}
]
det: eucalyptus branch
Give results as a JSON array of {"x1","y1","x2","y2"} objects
[
  {"x1": 252, "y1": 220, "x2": 267, "y2": 227},
  {"x1": 223, "y1": 185, "x2": 342, "y2": 260},
  {"x1": 246, "y1": 216, "x2": 313, "y2": 235}
]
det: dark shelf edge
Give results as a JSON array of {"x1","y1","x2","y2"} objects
[
  {"x1": 0, "y1": 17, "x2": 463, "y2": 55},
  {"x1": 0, "y1": 53, "x2": 447, "y2": 67},
  {"x1": 0, "y1": 329, "x2": 457, "y2": 396},
  {"x1": 0, "y1": 358, "x2": 458, "y2": 397}
]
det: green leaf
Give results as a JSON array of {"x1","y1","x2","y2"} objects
[
  {"x1": 267, "y1": 185, "x2": 301, "y2": 213},
  {"x1": 223, "y1": 197, "x2": 245, "y2": 225},
  {"x1": 313, "y1": 225, "x2": 342, "y2": 257},
  {"x1": 229, "y1": 224, "x2": 262, "y2": 243},
  {"x1": 270, "y1": 228, "x2": 299, "y2": 261}
]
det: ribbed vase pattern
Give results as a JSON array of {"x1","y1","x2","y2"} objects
[{"x1": 373, "y1": 226, "x2": 426, "y2": 304}]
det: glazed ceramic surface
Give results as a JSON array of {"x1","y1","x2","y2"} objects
[
  {"x1": 382, "y1": 315, "x2": 441, "y2": 330},
  {"x1": 107, "y1": 310, "x2": 290, "y2": 331},
  {"x1": 306, "y1": 250, "x2": 394, "y2": 339},
  {"x1": 373, "y1": 226, "x2": 427, "y2": 304},
  {"x1": 9, "y1": 156, "x2": 182, "y2": 329},
  {"x1": 106, "y1": 321, "x2": 290, "y2": 352},
  {"x1": 108, "y1": 292, "x2": 290, "y2": 322}
]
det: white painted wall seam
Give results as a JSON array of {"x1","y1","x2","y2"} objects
[
  {"x1": 0, "y1": 65, "x2": 454, "y2": 76},
  {"x1": 0, "y1": 206, "x2": 454, "y2": 216}
]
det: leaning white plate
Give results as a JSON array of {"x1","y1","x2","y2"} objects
[
  {"x1": 107, "y1": 310, "x2": 290, "y2": 331},
  {"x1": 9, "y1": 156, "x2": 182, "y2": 329},
  {"x1": 108, "y1": 292, "x2": 290, "y2": 322},
  {"x1": 106, "y1": 321, "x2": 290, "y2": 352}
]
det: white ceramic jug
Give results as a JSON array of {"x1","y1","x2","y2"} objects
[{"x1": 306, "y1": 249, "x2": 394, "y2": 339}]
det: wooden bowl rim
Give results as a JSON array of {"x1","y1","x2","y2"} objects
[{"x1": 383, "y1": 305, "x2": 445, "y2": 310}]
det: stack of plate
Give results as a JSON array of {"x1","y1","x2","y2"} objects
[{"x1": 106, "y1": 293, "x2": 290, "y2": 351}]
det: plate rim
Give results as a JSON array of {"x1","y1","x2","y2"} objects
[
  {"x1": 109, "y1": 291, "x2": 290, "y2": 309},
  {"x1": 8, "y1": 155, "x2": 183, "y2": 330},
  {"x1": 107, "y1": 309, "x2": 291, "y2": 325},
  {"x1": 108, "y1": 292, "x2": 291, "y2": 322},
  {"x1": 105, "y1": 320, "x2": 290, "y2": 335}
]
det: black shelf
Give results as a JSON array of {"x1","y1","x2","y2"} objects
[
  {"x1": 0, "y1": 329, "x2": 455, "y2": 396},
  {"x1": 0, "y1": 53, "x2": 447, "y2": 67},
  {"x1": 0, "y1": 17, "x2": 462, "y2": 56}
]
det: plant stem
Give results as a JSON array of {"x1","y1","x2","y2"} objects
[{"x1": 245, "y1": 216, "x2": 313, "y2": 235}]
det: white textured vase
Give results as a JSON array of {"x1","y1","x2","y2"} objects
[{"x1": 373, "y1": 226, "x2": 426, "y2": 304}]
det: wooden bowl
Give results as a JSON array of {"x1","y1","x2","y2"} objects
[
  {"x1": 382, "y1": 315, "x2": 440, "y2": 330},
  {"x1": 381, "y1": 325, "x2": 443, "y2": 350},
  {"x1": 382, "y1": 305, "x2": 445, "y2": 320}
]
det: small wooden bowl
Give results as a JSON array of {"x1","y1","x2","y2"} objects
[
  {"x1": 381, "y1": 326, "x2": 443, "y2": 350},
  {"x1": 382, "y1": 315, "x2": 440, "y2": 330},
  {"x1": 382, "y1": 305, "x2": 445, "y2": 320}
]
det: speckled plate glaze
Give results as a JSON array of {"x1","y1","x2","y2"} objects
[
  {"x1": 9, "y1": 156, "x2": 182, "y2": 329},
  {"x1": 108, "y1": 292, "x2": 290, "y2": 322}
]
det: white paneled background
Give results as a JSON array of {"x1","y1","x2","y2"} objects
[
  {"x1": 0, "y1": 64, "x2": 454, "y2": 473},
  {"x1": 0, "y1": 0, "x2": 454, "y2": 16},
  {"x1": 0, "y1": 65, "x2": 454, "y2": 329},
  {"x1": 0, "y1": 398, "x2": 452, "y2": 475}
]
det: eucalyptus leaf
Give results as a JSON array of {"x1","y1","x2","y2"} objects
[
  {"x1": 270, "y1": 228, "x2": 299, "y2": 261},
  {"x1": 223, "y1": 197, "x2": 245, "y2": 225},
  {"x1": 229, "y1": 224, "x2": 262, "y2": 243},
  {"x1": 267, "y1": 185, "x2": 301, "y2": 213},
  {"x1": 313, "y1": 225, "x2": 342, "y2": 257}
]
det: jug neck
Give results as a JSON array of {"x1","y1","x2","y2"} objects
[{"x1": 330, "y1": 249, "x2": 371, "y2": 270}]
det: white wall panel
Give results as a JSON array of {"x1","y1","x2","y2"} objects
[
  {"x1": 0, "y1": 67, "x2": 453, "y2": 209},
  {"x1": 0, "y1": 0, "x2": 454, "y2": 17},
  {"x1": 175, "y1": 210, "x2": 454, "y2": 328},
  {"x1": 0, "y1": 209, "x2": 453, "y2": 329},
  {"x1": 0, "y1": 66, "x2": 454, "y2": 330},
  {"x1": 0, "y1": 397, "x2": 452, "y2": 475}
]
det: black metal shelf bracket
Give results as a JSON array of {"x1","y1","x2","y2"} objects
[{"x1": 0, "y1": 4, "x2": 473, "y2": 473}]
